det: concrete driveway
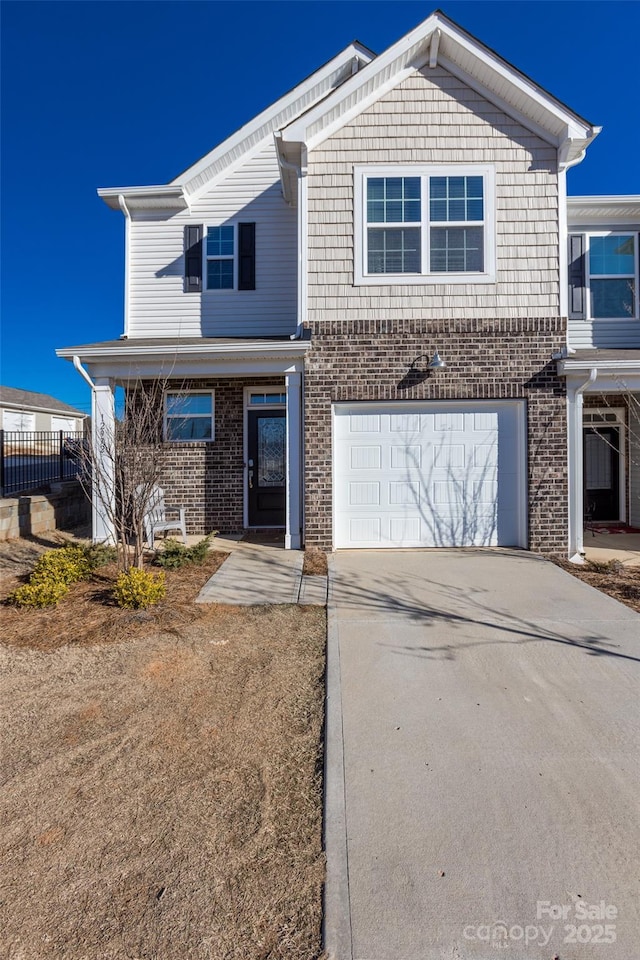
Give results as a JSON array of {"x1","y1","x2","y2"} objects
[{"x1": 324, "y1": 550, "x2": 640, "y2": 960}]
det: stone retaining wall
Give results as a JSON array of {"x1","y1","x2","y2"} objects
[{"x1": 0, "y1": 481, "x2": 90, "y2": 541}]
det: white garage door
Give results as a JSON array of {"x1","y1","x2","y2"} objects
[
  {"x1": 2, "y1": 409, "x2": 35, "y2": 432},
  {"x1": 333, "y1": 401, "x2": 526, "y2": 548},
  {"x1": 51, "y1": 415, "x2": 77, "y2": 434}
]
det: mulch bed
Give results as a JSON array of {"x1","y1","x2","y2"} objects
[{"x1": 0, "y1": 540, "x2": 229, "y2": 651}]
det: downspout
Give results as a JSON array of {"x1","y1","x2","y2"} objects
[
  {"x1": 569, "y1": 366, "x2": 598, "y2": 563},
  {"x1": 73, "y1": 355, "x2": 95, "y2": 391},
  {"x1": 117, "y1": 194, "x2": 132, "y2": 338}
]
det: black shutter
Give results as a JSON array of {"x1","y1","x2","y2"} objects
[
  {"x1": 184, "y1": 225, "x2": 203, "y2": 293},
  {"x1": 568, "y1": 233, "x2": 586, "y2": 319},
  {"x1": 238, "y1": 222, "x2": 256, "y2": 290}
]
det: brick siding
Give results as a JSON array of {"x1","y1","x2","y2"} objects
[
  {"x1": 159, "y1": 377, "x2": 283, "y2": 535},
  {"x1": 303, "y1": 317, "x2": 569, "y2": 554}
]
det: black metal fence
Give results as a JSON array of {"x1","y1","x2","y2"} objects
[{"x1": 0, "y1": 430, "x2": 86, "y2": 497}]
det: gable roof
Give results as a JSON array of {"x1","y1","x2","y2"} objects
[
  {"x1": 98, "y1": 40, "x2": 374, "y2": 211},
  {"x1": 0, "y1": 386, "x2": 87, "y2": 417},
  {"x1": 278, "y1": 10, "x2": 599, "y2": 168},
  {"x1": 98, "y1": 10, "x2": 600, "y2": 214}
]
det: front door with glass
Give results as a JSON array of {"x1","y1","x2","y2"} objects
[
  {"x1": 247, "y1": 409, "x2": 286, "y2": 526},
  {"x1": 584, "y1": 426, "x2": 621, "y2": 522}
]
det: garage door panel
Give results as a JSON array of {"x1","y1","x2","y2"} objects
[
  {"x1": 349, "y1": 482, "x2": 380, "y2": 505},
  {"x1": 334, "y1": 401, "x2": 526, "y2": 549}
]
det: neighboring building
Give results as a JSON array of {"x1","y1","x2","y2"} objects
[
  {"x1": 0, "y1": 386, "x2": 86, "y2": 434},
  {"x1": 56, "y1": 10, "x2": 640, "y2": 559}
]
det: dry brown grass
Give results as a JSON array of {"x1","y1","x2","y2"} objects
[
  {"x1": 555, "y1": 558, "x2": 640, "y2": 614},
  {"x1": 0, "y1": 536, "x2": 327, "y2": 959},
  {"x1": 302, "y1": 548, "x2": 328, "y2": 577}
]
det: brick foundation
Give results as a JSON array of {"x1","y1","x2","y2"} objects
[{"x1": 303, "y1": 317, "x2": 569, "y2": 554}]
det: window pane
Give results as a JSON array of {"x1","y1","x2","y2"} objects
[
  {"x1": 166, "y1": 417, "x2": 213, "y2": 441},
  {"x1": 166, "y1": 393, "x2": 212, "y2": 416},
  {"x1": 207, "y1": 225, "x2": 234, "y2": 256},
  {"x1": 430, "y1": 226, "x2": 484, "y2": 273},
  {"x1": 589, "y1": 235, "x2": 635, "y2": 275},
  {"x1": 429, "y1": 176, "x2": 484, "y2": 222},
  {"x1": 366, "y1": 177, "x2": 421, "y2": 223},
  {"x1": 207, "y1": 259, "x2": 234, "y2": 289},
  {"x1": 591, "y1": 278, "x2": 635, "y2": 318},
  {"x1": 368, "y1": 227, "x2": 421, "y2": 273},
  {"x1": 249, "y1": 392, "x2": 286, "y2": 405}
]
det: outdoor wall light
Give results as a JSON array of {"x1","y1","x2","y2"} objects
[{"x1": 427, "y1": 350, "x2": 446, "y2": 369}]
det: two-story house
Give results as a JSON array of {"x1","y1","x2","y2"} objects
[{"x1": 57, "y1": 11, "x2": 640, "y2": 561}]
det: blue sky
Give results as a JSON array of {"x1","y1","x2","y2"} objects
[{"x1": 1, "y1": 1, "x2": 638, "y2": 412}]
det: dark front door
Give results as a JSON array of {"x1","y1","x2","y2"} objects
[
  {"x1": 584, "y1": 426, "x2": 620, "y2": 522},
  {"x1": 247, "y1": 409, "x2": 286, "y2": 526}
]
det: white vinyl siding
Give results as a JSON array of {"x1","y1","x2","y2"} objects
[
  {"x1": 307, "y1": 65, "x2": 560, "y2": 321},
  {"x1": 127, "y1": 142, "x2": 297, "y2": 338}
]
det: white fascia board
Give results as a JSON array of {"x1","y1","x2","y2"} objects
[
  {"x1": 568, "y1": 195, "x2": 640, "y2": 205},
  {"x1": 0, "y1": 400, "x2": 86, "y2": 418},
  {"x1": 560, "y1": 360, "x2": 640, "y2": 376},
  {"x1": 57, "y1": 340, "x2": 311, "y2": 363},
  {"x1": 83, "y1": 357, "x2": 305, "y2": 381},
  {"x1": 280, "y1": 15, "x2": 439, "y2": 143},
  {"x1": 438, "y1": 26, "x2": 593, "y2": 136},
  {"x1": 441, "y1": 54, "x2": 564, "y2": 148},
  {"x1": 567, "y1": 195, "x2": 640, "y2": 223},
  {"x1": 171, "y1": 42, "x2": 374, "y2": 193},
  {"x1": 97, "y1": 185, "x2": 188, "y2": 211},
  {"x1": 280, "y1": 12, "x2": 595, "y2": 151},
  {"x1": 302, "y1": 63, "x2": 420, "y2": 153}
]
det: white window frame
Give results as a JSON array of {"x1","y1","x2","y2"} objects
[
  {"x1": 354, "y1": 164, "x2": 496, "y2": 286},
  {"x1": 164, "y1": 390, "x2": 215, "y2": 443},
  {"x1": 585, "y1": 231, "x2": 639, "y2": 321},
  {"x1": 204, "y1": 224, "x2": 237, "y2": 292}
]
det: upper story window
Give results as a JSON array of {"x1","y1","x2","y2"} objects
[
  {"x1": 569, "y1": 231, "x2": 639, "y2": 322},
  {"x1": 165, "y1": 391, "x2": 214, "y2": 442},
  {"x1": 587, "y1": 234, "x2": 638, "y2": 319},
  {"x1": 206, "y1": 226, "x2": 235, "y2": 290},
  {"x1": 197, "y1": 222, "x2": 256, "y2": 292},
  {"x1": 354, "y1": 165, "x2": 495, "y2": 285}
]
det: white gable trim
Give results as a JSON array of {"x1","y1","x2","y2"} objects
[
  {"x1": 171, "y1": 43, "x2": 374, "y2": 196},
  {"x1": 279, "y1": 11, "x2": 597, "y2": 165}
]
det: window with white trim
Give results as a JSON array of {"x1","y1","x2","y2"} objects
[
  {"x1": 587, "y1": 233, "x2": 638, "y2": 319},
  {"x1": 165, "y1": 392, "x2": 214, "y2": 442},
  {"x1": 355, "y1": 165, "x2": 495, "y2": 284},
  {"x1": 206, "y1": 226, "x2": 235, "y2": 290}
]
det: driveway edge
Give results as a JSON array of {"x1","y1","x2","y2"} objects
[{"x1": 322, "y1": 554, "x2": 353, "y2": 960}]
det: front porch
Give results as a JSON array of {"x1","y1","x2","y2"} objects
[
  {"x1": 561, "y1": 350, "x2": 640, "y2": 561},
  {"x1": 55, "y1": 336, "x2": 311, "y2": 550}
]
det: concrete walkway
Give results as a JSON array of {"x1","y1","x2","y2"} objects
[
  {"x1": 324, "y1": 549, "x2": 640, "y2": 960},
  {"x1": 584, "y1": 531, "x2": 640, "y2": 567},
  {"x1": 196, "y1": 536, "x2": 327, "y2": 605}
]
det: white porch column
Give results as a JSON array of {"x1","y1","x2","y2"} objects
[
  {"x1": 567, "y1": 385, "x2": 583, "y2": 560},
  {"x1": 285, "y1": 370, "x2": 303, "y2": 550},
  {"x1": 91, "y1": 378, "x2": 116, "y2": 545}
]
